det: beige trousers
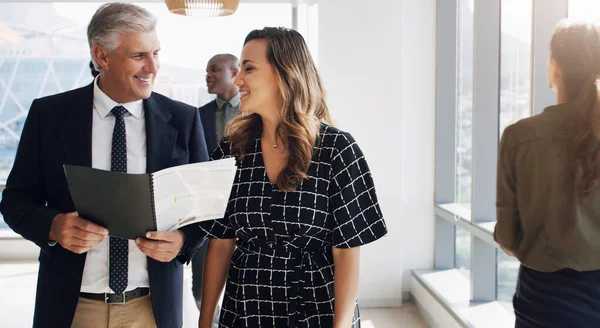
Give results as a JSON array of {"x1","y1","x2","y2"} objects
[{"x1": 71, "y1": 294, "x2": 157, "y2": 328}]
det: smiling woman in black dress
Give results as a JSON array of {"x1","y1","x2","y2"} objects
[{"x1": 197, "y1": 27, "x2": 388, "y2": 328}]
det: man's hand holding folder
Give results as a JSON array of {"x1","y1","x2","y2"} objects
[
  {"x1": 136, "y1": 230, "x2": 185, "y2": 263},
  {"x1": 49, "y1": 211, "x2": 108, "y2": 254}
]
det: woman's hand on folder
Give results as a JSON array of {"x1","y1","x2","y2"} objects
[
  {"x1": 48, "y1": 211, "x2": 109, "y2": 254},
  {"x1": 135, "y1": 230, "x2": 185, "y2": 262}
]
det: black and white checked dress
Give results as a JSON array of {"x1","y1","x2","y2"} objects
[{"x1": 200, "y1": 123, "x2": 388, "y2": 328}]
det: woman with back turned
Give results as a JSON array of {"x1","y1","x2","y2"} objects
[{"x1": 496, "y1": 19, "x2": 600, "y2": 327}]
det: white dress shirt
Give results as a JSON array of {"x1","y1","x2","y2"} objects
[{"x1": 80, "y1": 77, "x2": 149, "y2": 293}]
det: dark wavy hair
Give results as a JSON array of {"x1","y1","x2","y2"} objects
[
  {"x1": 551, "y1": 20, "x2": 600, "y2": 194},
  {"x1": 225, "y1": 27, "x2": 332, "y2": 191}
]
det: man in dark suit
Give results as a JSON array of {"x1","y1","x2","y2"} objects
[
  {"x1": 198, "y1": 54, "x2": 241, "y2": 155},
  {"x1": 0, "y1": 3, "x2": 208, "y2": 328},
  {"x1": 192, "y1": 54, "x2": 240, "y2": 314}
]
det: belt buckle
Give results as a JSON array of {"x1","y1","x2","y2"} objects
[{"x1": 105, "y1": 292, "x2": 127, "y2": 304}]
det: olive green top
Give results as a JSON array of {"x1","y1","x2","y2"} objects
[{"x1": 495, "y1": 103, "x2": 600, "y2": 272}]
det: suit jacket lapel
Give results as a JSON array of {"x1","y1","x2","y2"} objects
[
  {"x1": 59, "y1": 83, "x2": 93, "y2": 167},
  {"x1": 144, "y1": 94, "x2": 177, "y2": 173}
]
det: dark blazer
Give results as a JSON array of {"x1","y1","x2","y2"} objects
[
  {"x1": 0, "y1": 83, "x2": 209, "y2": 328},
  {"x1": 198, "y1": 100, "x2": 219, "y2": 156}
]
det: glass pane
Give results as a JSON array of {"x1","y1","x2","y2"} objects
[
  {"x1": 0, "y1": 59, "x2": 17, "y2": 82},
  {"x1": 13, "y1": 59, "x2": 47, "y2": 111},
  {"x1": 455, "y1": 0, "x2": 474, "y2": 214},
  {"x1": 52, "y1": 59, "x2": 89, "y2": 92},
  {"x1": 0, "y1": 191, "x2": 5, "y2": 228},
  {"x1": 0, "y1": 83, "x2": 5, "y2": 106},
  {"x1": 40, "y1": 78, "x2": 61, "y2": 98},
  {"x1": 497, "y1": 250, "x2": 519, "y2": 310},
  {"x1": 0, "y1": 95, "x2": 24, "y2": 124},
  {"x1": 499, "y1": 0, "x2": 533, "y2": 135},
  {"x1": 569, "y1": 0, "x2": 600, "y2": 20},
  {"x1": 0, "y1": 127, "x2": 18, "y2": 185},
  {"x1": 455, "y1": 227, "x2": 472, "y2": 279}
]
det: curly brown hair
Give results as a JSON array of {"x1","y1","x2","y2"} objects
[{"x1": 225, "y1": 27, "x2": 332, "y2": 191}]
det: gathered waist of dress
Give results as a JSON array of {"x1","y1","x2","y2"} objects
[{"x1": 236, "y1": 238, "x2": 330, "y2": 260}]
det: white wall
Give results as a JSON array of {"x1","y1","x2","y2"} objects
[
  {"x1": 318, "y1": 0, "x2": 436, "y2": 305},
  {"x1": 397, "y1": 0, "x2": 436, "y2": 291}
]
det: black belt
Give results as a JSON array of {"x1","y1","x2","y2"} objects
[{"x1": 80, "y1": 287, "x2": 150, "y2": 304}]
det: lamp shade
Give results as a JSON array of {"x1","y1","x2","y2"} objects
[{"x1": 165, "y1": 0, "x2": 240, "y2": 17}]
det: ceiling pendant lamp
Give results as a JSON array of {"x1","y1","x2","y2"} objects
[{"x1": 165, "y1": 0, "x2": 240, "y2": 17}]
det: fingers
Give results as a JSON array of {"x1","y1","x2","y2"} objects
[
  {"x1": 60, "y1": 236, "x2": 102, "y2": 254},
  {"x1": 136, "y1": 238, "x2": 180, "y2": 263},
  {"x1": 145, "y1": 231, "x2": 178, "y2": 242},
  {"x1": 69, "y1": 232, "x2": 105, "y2": 247},
  {"x1": 70, "y1": 227, "x2": 106, "y2": 242},
  {"x1": 70, "y1": 215, "x2": 109, "y2": 237},
  {"x1": 138, "y1": 231, "x2": 184, "y2": 262},
  {"x1": 55, "y1": 212, "x2": 108, "y2": 253},
  {"x1": 136, "y1": 238, "x2": 171, "y2": 252},
  {"x1": 69, "y1": 245, "x2": 92, "y2": 254},
  {"x1": 136, "y1": 239, "x2": 177, "y2": 255},
  {"x1": 61, "y1": 231, "x2": 107, "y2": 252}
]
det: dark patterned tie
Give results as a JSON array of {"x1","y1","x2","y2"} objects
[{"x1": 109, "y1": 106, "x2": 128, "y2": 294}]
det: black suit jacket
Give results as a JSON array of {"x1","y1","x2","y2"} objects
[
  {"x1": 0, "y1": 83, "x2": 209, "y2": 328},
  {"x1": 198, "y1": 100, "x2": 219, "y2": 156}
]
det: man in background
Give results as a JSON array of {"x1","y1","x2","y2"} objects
[{"x1": 197, "y1": 54, "x2": 240, "y2": 154}]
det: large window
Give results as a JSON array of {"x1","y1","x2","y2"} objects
[
  {"x1": 455, "y1": 0, "x2": 474, "y2": 214},
  {"x1": 499, "y1": 0, "x2": 532, "y2": 135},
  {"x1": 428, "y1": 1, "x2": 573, "y2": 327},
  {"x1": 0, "y1": 1, "x2": 309, "y2": 228}
]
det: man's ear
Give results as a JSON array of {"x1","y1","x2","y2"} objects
[
  {"x1": 91, "y1": 44, "x2": 110, "y2": 71},
  {"x1": 231, "y1": 68, "x2": 239, "y2": 79}
]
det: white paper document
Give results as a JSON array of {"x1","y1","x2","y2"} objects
[{"x1": 152, "y1": 157, "x2": 237, "y2": 232}]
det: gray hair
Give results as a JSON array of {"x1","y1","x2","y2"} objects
[{"x1": 87, "y1": 3, "x2": 157, "y2": 70}]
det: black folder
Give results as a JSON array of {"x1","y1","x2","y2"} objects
[{"x1": 64, "y1": 165, "x2": 157, "y2": 240}]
